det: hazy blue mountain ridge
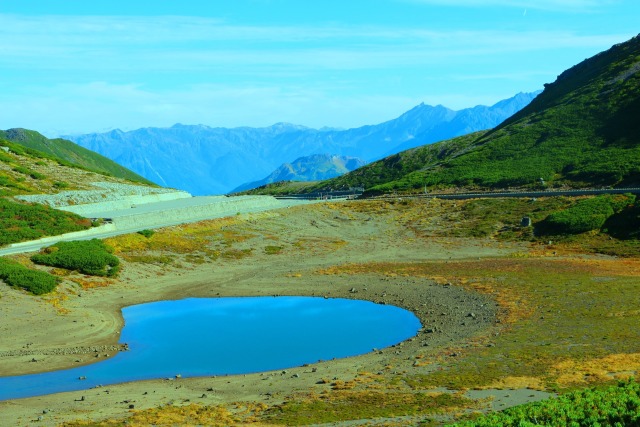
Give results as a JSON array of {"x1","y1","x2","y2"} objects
[{"x1": 66, "y1": 91, "x2": 540, "y2": 195}]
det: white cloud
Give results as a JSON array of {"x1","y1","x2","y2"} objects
[
  {"x1": 405, "y1": 0, "x2": 616, "y2": 12},
  {"x1": 0, "y1": 13, "x2": 628, "y2": 73},
  {"x1": 0, "y1": 11, "x2": 633, "y2": 134},
  {"x1": 0, "y1": 81, "x2": 429, "y2": 136}
]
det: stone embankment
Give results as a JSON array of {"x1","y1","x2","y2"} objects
[{"x1": 16, "y1": 182, "x2": 191, "y2": 215}]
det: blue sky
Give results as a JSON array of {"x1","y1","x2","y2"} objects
[{"x1": 0, "y1": 0, "x2": 637, "y2": 136}]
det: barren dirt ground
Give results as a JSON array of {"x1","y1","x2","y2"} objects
[{"x1": 0, "y1": 199, "x2": 637, "y2": 426}]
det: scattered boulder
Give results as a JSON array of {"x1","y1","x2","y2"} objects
[{"x1": 521, "y1": 217, "x2": 532, "y2": 227}]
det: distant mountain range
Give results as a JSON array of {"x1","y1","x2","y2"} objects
[
  {"x1": 65, "y1": 91, "x2": 540, "y2": 195},
  {"x1": 232, "y1": 154, "x2": 366, "y2": 193},
  {"x1": 299, "y1": 34, "x2": 640, "y2": 195}
]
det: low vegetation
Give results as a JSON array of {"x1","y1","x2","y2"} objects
[
  {"x1": 265, "y1": 390, "x2": 475, "y2": 425},
  {"x1": 105, "y1": 216, "x2": 257, "y2": 262},
  {"x1": 31, "y1": 239, "x2": 120, "y2": 277},
  {"x1": 538, "y1": 194, "x2": 636, "y2": 235},
  {"x1": 137, "y1": 229, "x2": 155, "y2": 238},
  {"x1": 0, "y1": 257, "x2": 58, "y2": 295},
  {"x1": 448, "y1": 379, "x2": 640, "y2": 426},
  {"x1": 0, "y1": 198, "x2": 91, "y2": 246},
  {"x1": 320, "y1": 256, "x2": 640, "y2": 391}
]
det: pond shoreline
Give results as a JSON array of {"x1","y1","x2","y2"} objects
[{"x1": 0, "y1": 203, "x2": 514, "y2": 425}]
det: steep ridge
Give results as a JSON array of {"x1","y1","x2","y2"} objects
[
  {"x1": 306, "y1": 35, "x2": 640, "y2": 194},
  {"x1": 66, "y1": 92, "x2": 539, "y2": 195},
  {"x1": 0, "y1": 128, "x2": 153, "y2": 185}
]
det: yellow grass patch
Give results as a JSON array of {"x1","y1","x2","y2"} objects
[
  {"x1": 552, "y1": 353, "x2": 640, "y2": 387},
  {"x1": 62, "y1": 402, "x2": 275, "y2": 427},
  {"x1": 68, "y1": 276, "x2": 115, "y2": 289},
  {"x1": 293, "y1": 237, "x2": 348, "y2": 254},
  {"x1": 331, "y1": 379, "x2": 357, "y2": 390},
  {"x1": 43, "y1": 292, "x2": 70, "y2": 315},
  {"x1": 106, "y1": 216, "x2": 256, "y2": 257},
  {"x1": 478, "y1": 376, "x2": 545, "y2": 391}
]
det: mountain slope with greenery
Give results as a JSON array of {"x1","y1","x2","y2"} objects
[
  {"x1": 305, "y1": 34, "x2": 640, "y2": 194},
  {"x1": 0, "y1": 128, "x2": 153, "y2": 185},
  {"x1": 0, "y1": 129, "x2": 164, "y2": 247},
  {"x1": 232, "y1": 154, "x2": 366, "y2": 193}
]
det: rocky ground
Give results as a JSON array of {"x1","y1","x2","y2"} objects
[{"x1": 0, "y1": 198, "x2": 625, "y2": 426}]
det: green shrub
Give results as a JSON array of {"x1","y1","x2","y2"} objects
[
  {"x1": 0, "y1": 152, "x2": 12, "y2": 163},
  {"x1": 0, "y1": 258, "x2": 58, "y2": 295},
  {"x1": 12, "y1": 165, "x2": 31, "y2": 175},
  {"x1": 53, "y1": 181, "x2": 69, "y2": 189},
  {"x1": 29, "y1": 171, "x2": 45, "y2": 180},
  {"x1": 31, "y1": 239, "x2": 120, "y2": 277},
  {"x1": 0, "y1": 199, "x2": 91, "y2": 245},
  {"x1": 137, "y1": 229, "x2": 155, "y2": 238},
  {"x1": 538, "y1": 194, "x2": 636, "y2": 235},
  {"x1": 448, "y1": 379, "x2": 640, "y2": 427},
  {"x1": 605, "y1": 202, "x2": 640, "y2": 239},
  {"x1": 264, "y1": 245, "x2": 284, "y2": 255},
  {"x1": 11, "y1": 165, "x2": 46, "y2": 180}
]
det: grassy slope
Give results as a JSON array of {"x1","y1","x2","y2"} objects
[
  {"x1": 298, "y1": 34, "x2": 640, "y2": 194},
  {"x1": 0, "y1": 128, "x2": 154, "y2": 185},
  {"x1": 0, "y1": 129, "x2": 163, "y2": 247}
]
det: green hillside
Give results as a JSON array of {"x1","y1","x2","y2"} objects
[
  {"x1": 0, "y1": 128, "x2": 153, "y2": 185},
  {"x1": 306, "y1": 34, "x2": 640, "y2": 194}
]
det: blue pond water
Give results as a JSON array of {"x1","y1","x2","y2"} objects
[{"x1": 0, "y1": 297, "x2": 421, "y2": 401}]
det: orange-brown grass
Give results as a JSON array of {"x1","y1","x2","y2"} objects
[
  {"x1": 477, "y1": 376, "x2": 545, "y2": 391},
  {"x1": 319, "y1": 257, "x2": 640, "y2": 391},
  {"x1": 68, "y1": 276, "x2": 115, "y2": 289},
  {"x1": 292, "y1": 237, "x2": 348, "y2": 255},
  {"x1": 331, "y1": 379, "x2": 358, "y2": 390}
]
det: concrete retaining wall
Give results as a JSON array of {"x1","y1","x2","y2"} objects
[
  {"x1": 16, "y1": 181, "x2": 191, "y2": 209},
  {"x1": 58, "y1": 192, "x2": 192, "y2": 216},
  {"x1": 108, "y1": 196, "x2": 289, "y2": 229}
]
